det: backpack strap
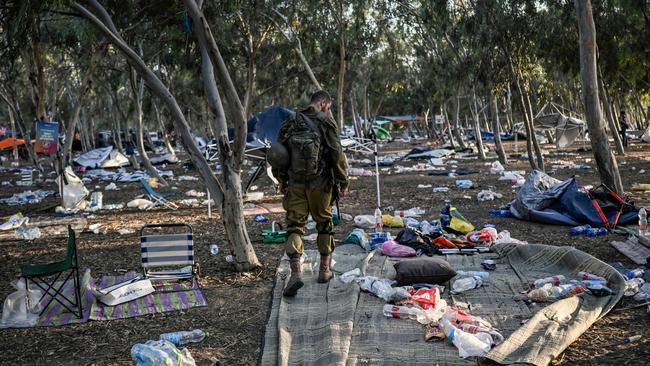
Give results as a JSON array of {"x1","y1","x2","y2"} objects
[{"x1": 298, "y1": 113, "x2": 321, "y2": 139}]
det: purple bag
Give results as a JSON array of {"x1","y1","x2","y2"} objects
[{"x1": 381, "y1": 240, "x2": 417, "y2": 257}]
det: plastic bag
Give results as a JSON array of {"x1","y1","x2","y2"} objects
[
  {"x1": 490, "y1": 161, "x2": 505, "y2": 174},
  {"x1": 353, "y1": 215, "x2": 376, "y2": 229},
  {"x1": 0, "y1": 279, "x2": 43, "y2": 328},
  {"x1": 380, "y1": 240, "x2": 416, "y2": 257},
  {"x1": 449, "y1": 207, "x2": 475, "y2": 234},
  {"x1": 131, "y1": 340, "x2": 195, "y2": 366},
  {"x1": 127, "y1": 198, "x2": 155, "y2": 210},
  {"x1": 494, "y1": 230, "x2": 528, "y2": 245},
  {"x1": 357, "y1": 276, "x2": 410, "y2": 302},
  {"x1": 57, "y1": 167, "x2": 89, "y2": 209}
]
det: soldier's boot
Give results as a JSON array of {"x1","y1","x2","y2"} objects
[
  {"x1": 317, "y1": 254, "x2": 333, "y2": 283},
  {"x1": 283, "y1": 257, "x2": 304, "y2": 297}
]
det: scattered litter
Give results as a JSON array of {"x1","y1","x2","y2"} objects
[
  {"x1": 417, "y1": 184, "x2": 432, "y2": 189},
  {"x1": 0, "y1": 214, "x2": 29, "y2": 231},
  {"x1": 105, "y1": 182, "x2": 118, "y2": 190},
  {"x1": 433, "y1": 187, "x2": 449, "y2": 193},
  {"x1": 304, "y1": 233, "x2": 318, "y2": 241},
  {"x1": 89, "y1": 223, "x2": 102, "y2": 234},
  {"x1": 131, "y1": 340, "x2": 196, "y2": 366},
  {"x1": 490, "y1": 161, "x2": 505, "y2": 174},
  {"x1": 179, "y1": 199, "x2": 199, "y2": 206},
  {"x1": 455, "y1": 180, "x2": 473, "y2": 189},
  {"x1": 481, "y1": 260, "x2": 497, "y2": 270},
  {"x1": 185, "y1": 190, "x2": 206, "y2": 197},
  {"x1": 348, "y1": 167, "x2": 374, "y2": 176},
  {"x1": 0, "y1": 190, "x2": 53, "y2": 206},
  {"x1": 127, "y1": 198, "x2": 154, "y2": 210},
  {"x1": 178, "y1": 175, "x2": 199, "y2": 181},
  {"x1": 118, "y1": 228, "x2": 136, "y2": 235},
  {"x1": 494, "y1": 230, "x2": 527, "y2": 245},
  {"x1": 103, "y1": 203, "x2": 125, "y2": 210},
  {"x1": 16, "y1": 226, "x2": 41, "y2": 240},
  {"x1": 255, "y1": 215, "x2": 269, "y2": 223},
  {"x1": 0, "y1": 280, "x2": 42, "y2": 328},
  {"x1": 477, "y1": 190, "x2": 502, "y2": 201}
]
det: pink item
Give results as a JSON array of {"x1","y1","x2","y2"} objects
[{"x1": 380, "y1": 240, "x2": 417, "y2": 257}]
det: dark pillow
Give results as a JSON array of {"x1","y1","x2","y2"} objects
[{"x1": 394, "y1": 257, "x2": 456, "y2": 286}]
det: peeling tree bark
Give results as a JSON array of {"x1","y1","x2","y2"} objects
[{"x1": 575, "y1": 0, "x2": 623, "y2": 194}]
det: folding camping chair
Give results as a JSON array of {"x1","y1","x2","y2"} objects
[
  {"x1": 140, "y1": 223, "x2": 196, "y2": 282},
  {"x1": 21, "y1": 225, "x2": 83, "y2": 318},
  {"x1": 139, "y1": 178, "x2": 179, "y2": 210}
]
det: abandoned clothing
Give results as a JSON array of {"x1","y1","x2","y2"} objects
[
  {"x1": 274, "y1": 106, "x2": 349, "y2": 190},
  {"x1": 283, "y1": 186, "x2": 335, "y2": 257}
]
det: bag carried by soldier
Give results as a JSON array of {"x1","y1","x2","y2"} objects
[{"x1": 273, "y1": 113, "x2": 322, "y2": 181}]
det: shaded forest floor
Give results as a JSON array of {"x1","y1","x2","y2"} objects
[{"x1": 1, "y1": 139, "x2": 649, "y2": 365}]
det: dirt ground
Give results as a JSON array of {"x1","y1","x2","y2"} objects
[{"x1": 0, "y1": 138, "x2": 649, "y2": 365}]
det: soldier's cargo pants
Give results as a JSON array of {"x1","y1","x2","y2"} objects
[{"x1": 283, "y1": 186, "x2": 334, "y2": 258}]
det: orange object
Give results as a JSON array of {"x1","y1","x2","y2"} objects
[
  {"x1": 432, "y1": 236, "x2": 457, "y2": 249},
  {"x1": 0, "y1": 138, "x2": 24, "y2": 150}
]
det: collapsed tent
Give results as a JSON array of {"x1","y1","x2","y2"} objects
[
  {"x1": 403, "y1": 147, "x2": 455, "y2": 160},
  {"x1": 74, "y1": 147, "x2": 130, "y2": 168},
  {"x1": 535, "y1": 113, "x2": 585, "y2": 148},
  {"x1": 467, "y1": 130, "x2": 522, "y2": 141},
  {"x1": 510, "y1": 170, "x2": 638, "y2": 227}
]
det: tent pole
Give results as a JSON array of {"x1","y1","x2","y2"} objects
[
  {"x1": 207, "y1": 188, "x2": 212, "y2": 219},
  {"x1": 374, "y1": 140, "x2": 381, "y2": 209}
]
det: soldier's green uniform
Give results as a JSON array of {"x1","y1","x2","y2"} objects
[{"x1": 274, "y1": 106, "x2": 349, "y2": 258}]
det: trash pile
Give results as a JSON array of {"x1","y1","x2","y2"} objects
[
  {"x1": 341, "y1": 259, "x2": 504, "y2": 359},
  {"x1": 131, "y1": 329, "x2": 207, "y2": 366},
  {"x1": 514, "y1": 271, "x2": 616, "y2": 304},
  {"x1": 0, "y1": 190, "x2": 53, "y2": 206},
  {"x1": 349, "y1": 201, "x2": 527, "y2": 254}
]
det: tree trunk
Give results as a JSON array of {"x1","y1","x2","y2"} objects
[
  {"x1": 7, "y1": 106, "x2": 19, "y2": 164},
  {"x1": 130, "y1": 71, "x2": 168, "y2": 186},
  {"x1": 575, "y1": 0, "x2": 623, "y2": 194},
  {"x1": 185, "y1": 0, "x2": 261, "y2": 269},
  {"x1": 362, "y1": 84, "x2": 369, "y2": 138},
  {"x1": 154, "y1": 102, "x2": 176, "y2": 157},
  {"x1": 597, "y1": 71, "x2": 625, "y2": 155},
  {"x1": 452, "y1": 93, "x2": 466, "y2": 148},
  {"x1": 0, "y1": 90, "x2": 43, "y2": 172},
  {"x1": 442, "y1": 105, "x2": 455, "y2": 148},
  {"x1": 31, "y1": 29, "x2": 47, "y2": 120},
  {"x1": 513, "y1": 77, "x2": 538, "y2": 170},
  {"x1": 471, "y1": 89, "x2": 486, "y2": 160},
  {"x1": 525, "y1": 91, "x2": 545, "y2": 170},
  {"x1": 336, "y1": 7, "x2": 346, "y2": 131},
  {"x1": 489, "y1": 91, "x2": 508, "y2": 165}
]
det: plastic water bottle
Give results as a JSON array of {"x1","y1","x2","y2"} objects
[
  {"x1": 569, "y1": 225, "x2": 591, "y2": 236},
  {"x1": 584, "y1": 227, "x2": 607, "y2": 237},
  {"x1": 530, "y1": 275, "x2": 565, "y2": 289},
  {"x1": 489, "y1": 209, "x2": 513, "y2": 218},
  {"x1": 160, "y1": 329, "x2": 206, "y2": 346},
  {"x1": 640, "y1": 208, "x2": 648, "y2": 237},
  {"x1": 624, "y1": 278, "x2": 645, "y2": 296},
  {"x1": 210, "y1": 244, "x2": 219, "y2": 256},
  {"x1": 624, "y1": 268, "x2": 645, "y2": 280},
  {"x1": 441, "y1": 200, "x2": 451, "y2": 227},
  {"x1": 440, "y1": 318, "x2": 491, "y2": 358},
  {"x1": 374, "y1": 207, "x2": 383, "y2": 233},
  {"x1": 382, "y1": 304, "x2": 420, "y2": 320},
  {"x1": 456, "y1": 271, "x2": 490, "y2": 281},
  {"x1": 577, "y1": 272, "x2": 607, "y2": 282},
  {"x1": 452, "y1": 276, "x2": 483, "y2": 293}
]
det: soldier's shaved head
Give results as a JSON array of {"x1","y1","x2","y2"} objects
[{"x1": 310, "y1": 90, "x2": 332, "y2": 104}]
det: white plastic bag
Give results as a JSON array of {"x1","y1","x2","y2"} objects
[
  {"x1": 0, "y1": 279, "x2": 43, "y2": 328},
  {"x1": 131, "y1": 340, "x2": 196, "y2": 366},
  {"x1": 57, "y1": 167, "x2": 89, "y2": 209},
  {"x1": 490, "y1": 161, "x2": 504, "y2": 174},
  {"x1": 353, "y1": 215, "x2": 376, "y2": 229}
]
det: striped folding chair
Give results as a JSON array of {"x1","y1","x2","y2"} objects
[{"x1": 139, "y1": 223, "x2": 195, "y2": 282}]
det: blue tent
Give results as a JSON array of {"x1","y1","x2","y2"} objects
[{"x1": 247, "y1": 106, "x2": 294, "y2": 143}]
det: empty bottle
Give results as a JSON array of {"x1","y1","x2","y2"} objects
[
  {"x1": 452, "y1": 276, "x2": 483, "y2": 293},
  {"x1": 489, "y1": 209, "x2": 513, "y2": 218},
  {"x1": 640, "y1": 208, "x2": 648, "y2": 237},
  {"x1": 210, "y1": 244, "x2": 219, "y2": 256},
  {"x1": 456, "y1": 271, "x2": 490, "y2": 281},
  {"x1": 577, "y1": 272, "x2": 606, "y2": 282},
  {"x1": 569, "y1": 225, "x2": 591, "y2": 236},
  {"x1": 383, "y1": 304, "x2": 420, "y2": 320},
  {"x1": 439, "y1": 318, "x2": 491, "y2": 358},
  {"x1": 393, "y1": 207, "x2": 425, "y2": 218},
  {"x1": 624, "y1": 268, "x2": 645, "y2": 280},
  {"x1": 530, "y1": 275, "x2": 565, "y2": 289},
  {"x1": 584, "y1": 227, "x2": 608, "y2": 237},
  {"x1": 160, "y1": 329, "x2": 206, "y2": 346},
  {"x1": 624, "y1": 278, "x2": 645, "y2": 296},
  {"x1": 441, "y1": 200, "x2": 451, "y2": 227},
  {"x1": 374, "y1": 207, "x2": 383, "y2": 233}
]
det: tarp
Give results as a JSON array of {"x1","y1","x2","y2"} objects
[
  {"x1": 262, "y1": 243, "x2": 625, "y2": 366},
  {"x1": 0, "y1": 138, "x2": 25, "y2": 150},
  {"x1": 510, "y1": 170, "x2": 638, "y2": 227},
  {"x1": 467, "y1": 130, "x2": 520, "y2": 141},
  {"x1": 535, "y1": 113, "x2": 585, "y2": 148},
  {"x1": 73, "y1": 147, "x2": 130, "y2": 168},
  {"x1": 403, "y1": 147, "x2": 455, "y2": 160}
]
